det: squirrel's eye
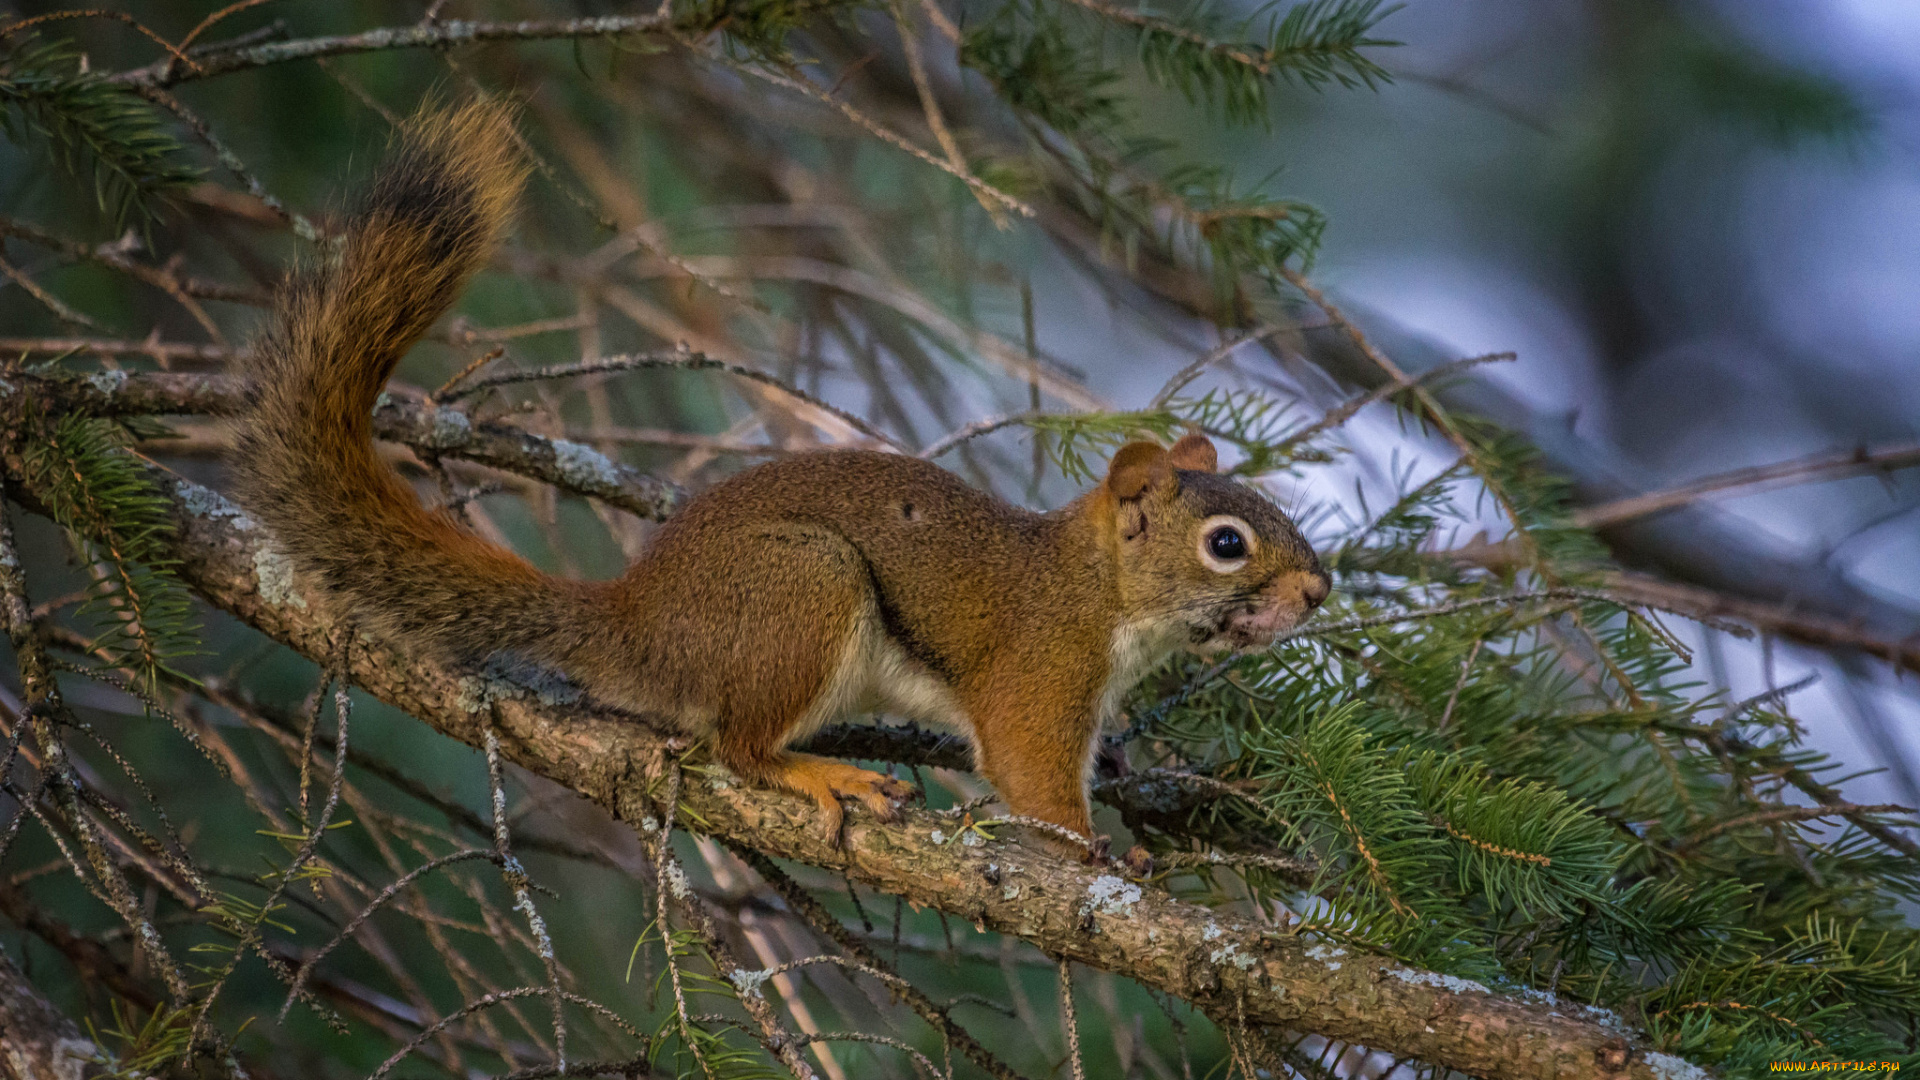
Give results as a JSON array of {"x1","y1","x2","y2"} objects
[{"x1": 1207, "y1": 527, "x2": 1247, "y2": 561}]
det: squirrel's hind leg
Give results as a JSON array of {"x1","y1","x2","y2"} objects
[{"x1": 689, "y1": 526, "x2": 915, "y2": 842}]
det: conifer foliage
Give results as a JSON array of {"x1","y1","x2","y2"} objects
[{"x1": 0, "y1": 2, "x2": 1913, "y2": 1079}]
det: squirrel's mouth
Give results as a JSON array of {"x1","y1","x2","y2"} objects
[{"x1": 1200, "y1": 570, "x2": 1330, "y2": 651}]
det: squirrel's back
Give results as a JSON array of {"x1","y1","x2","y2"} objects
[{"x1": 232, "y1": 101, "x2": 596, "y2": 663}]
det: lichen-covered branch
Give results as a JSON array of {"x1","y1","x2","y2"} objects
[{"x1": 0, "y1": 369, "x2": 683, "y2": 522}]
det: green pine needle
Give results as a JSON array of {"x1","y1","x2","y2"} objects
[
  {"x1": 22, "y1": 411, "x2": 203, "y2": 694},
  {"x1": 0, "y1": 32, "x2": 200, "y2": 230}
]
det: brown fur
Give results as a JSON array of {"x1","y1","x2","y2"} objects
[{"x1": 232, "y1": 103, "x2": 1330, "y2": 846}]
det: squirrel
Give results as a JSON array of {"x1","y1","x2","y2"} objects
[{"x1": 232, "y1": 101, "x2": 1331, "y2": 848}]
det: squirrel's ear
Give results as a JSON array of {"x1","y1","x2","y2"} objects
[
  {"x1": 1106, "y1": 441, "x2": 1172, "y2": 500},
  {"x1": 1167, "y1": 433, "x2": 1218, "y2": 473}
]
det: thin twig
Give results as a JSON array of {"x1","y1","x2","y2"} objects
[
  {"x1": 484, "y1": 712, "x2": 567, "y2": 1075},
  {"x1": 1675, "y1": 803, "x2": 1913, "y2": 853},
  {"x1": 730, "y1": 844, "x2": 1030, "y2": 1080},
  {"x1": 0, "y1": 253, "x2": 99, "y2": 330},
  {"x1": 894, "y1": 0, "x2": 1003, "y2": 228},
  {"x1": 1058, "y1": 958, "x2": 1085, "y2": 1080},
  {"x1": 919, "y1": 411, "x2": 1044, "y2": 459},
  {"x1": 1574, "y1": 441, "x2": 1920, "y2": 530},
  {"x1": 1149, "y1": 326, "x2": 1287, "y2": 408},
  {"x1": 111, "y1": 12, "x2": 678, "y2": 88},
  {"x1": 449, "y1": 350, "x2": 907, "y2": 453},
  {"x1": 1277, "y1": 352, "x2": 1515, "y2": 452},
  {"x1": 1436, "y1": 638, "x2": 1483, "y2": 733},
  {"x1": 279, "y1": 849, "x2": 499, "y2": 1021},
  {"x1": 690, "y1": 46, "x2": 1035, "y2": 222}
]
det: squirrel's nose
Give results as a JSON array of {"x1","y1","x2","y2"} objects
[{"x1": 1302, "y1": 573, "x2": 1330, "y2": 610}]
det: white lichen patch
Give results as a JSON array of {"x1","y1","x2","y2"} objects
[
  {"x1": 961, "y1": 830, "x2": 984, "y2": 847},
  {"x1": 455, "y1": 676, "x2": 499, "y2": 714},
  {"x1": 929, "y1": 829, "x2": 947, "y2": 844},
  {"x1": 374, "y1": 391, "x2": 394, "y2": 413},
  {"x1": 729, "y1": 968, "x2": 774, "y2": 998},
  {"x1": 252, "y1": 546, "x2": 307, "y2": 608},
  {"x1": 1202, "y1": 922, "x2": 1223, "y2": 941},
  {"x1": 426, "y1": 407, "x2": 472, "y2": 448},
  {"x1": 0, "y1": 377, "x2": 15, "y2": 396},
  {"x1": 1001, "y1": 883, "x2": 1020, "y2": 901},
  {"x1": 86, "y1": 368, "x2": 128, "y2": 395},
  {"x1": 551, "y1": 439, "x2": 622, "y2": 491},
  {"x1": 639, "y1": 816, "x2": 660, "y2": 833},
  {"x1": 1388, "y1": 969, "x2": 1490, "y2": 996},
  {"x1": 662, "y1": 861, "x2": 693, "y2": 899},
  {"x1": 1080, "y1": 875, "x2": 1142, "y2": 920},
  {"x1": 1208, "y1": 942, "x2": 1258, "y2": 970},
  {"x1": 1305, "y1": 943, "x2": 1346, "y2": 972},
  {"x1": 1646, "y1": 1052, "x2": 1710, "y2": 1080},
  {"x1": 178, "y1": 481, "x2": 256, "y2": 529},
  {"x1": 1572, "y1": 1003, "x2": 1631, "y2": 1033}
]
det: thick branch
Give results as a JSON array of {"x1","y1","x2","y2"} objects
[
  {"x1": 0, "y1": 444, "x2": 1696, "y2": 1080},
  {"x1": 1, "y1": 370, "x2": 683, "y2": 522},
  {"x1": 0, "y1": 946, "x2": 98, "y2": 1080}
]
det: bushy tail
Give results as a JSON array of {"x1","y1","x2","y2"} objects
[{"x1": 233, "y1": 100, "x2": 585, "y2": 662}]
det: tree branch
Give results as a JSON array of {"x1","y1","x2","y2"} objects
[
  {"x1": 108, "y1": 14, "x2": 675, "y2": 89},
  {"x1": 1571, "y1": 441, "x2": 1920, "y2": 530},
  {"x1": 4, "y1": 369, "x2": 683, "y2": 522},
  {"x1": 0, "y1": 945, "x2": 100, "y2": 1080}
]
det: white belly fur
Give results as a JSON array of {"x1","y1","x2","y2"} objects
[
  {"x1": 787, "y1": 611, "x2": 1188, "y2": 762},
  {"x1": 785, "y1": 612, "x2": 973, "y2": 749}
]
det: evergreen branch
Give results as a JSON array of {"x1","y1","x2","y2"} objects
[
  {"x1": 0, "y1": 487, "x2": 197, "y2": 1010},
  {"x1": 1, "y1": 32, "x2": 200, "y2": 229},
  {"x1": 21, "y1": 414, "x2": 200, "y2": 691},
  {"x1": 1277, "y1": 588, "x2": 1694, "y2": 644},
  {"x1": 1040, "y1": 0, "x2": 1396, "y2": 125}
]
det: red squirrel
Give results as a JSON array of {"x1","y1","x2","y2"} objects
[{"x1": 232, "y1": 102, "x2": 1330, "y2": 846}]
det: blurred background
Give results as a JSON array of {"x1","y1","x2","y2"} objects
[
  {"x1": 3, "y1": 0, "x2": 1918, "y2": 1076},
  {"x1": 1253, "y1": 0, "x2": 1920, "y2": 818}
]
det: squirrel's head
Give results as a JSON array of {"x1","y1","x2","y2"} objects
[{"x1": 1100, "y1": 434, "x2": 1329, "y2": 651}]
